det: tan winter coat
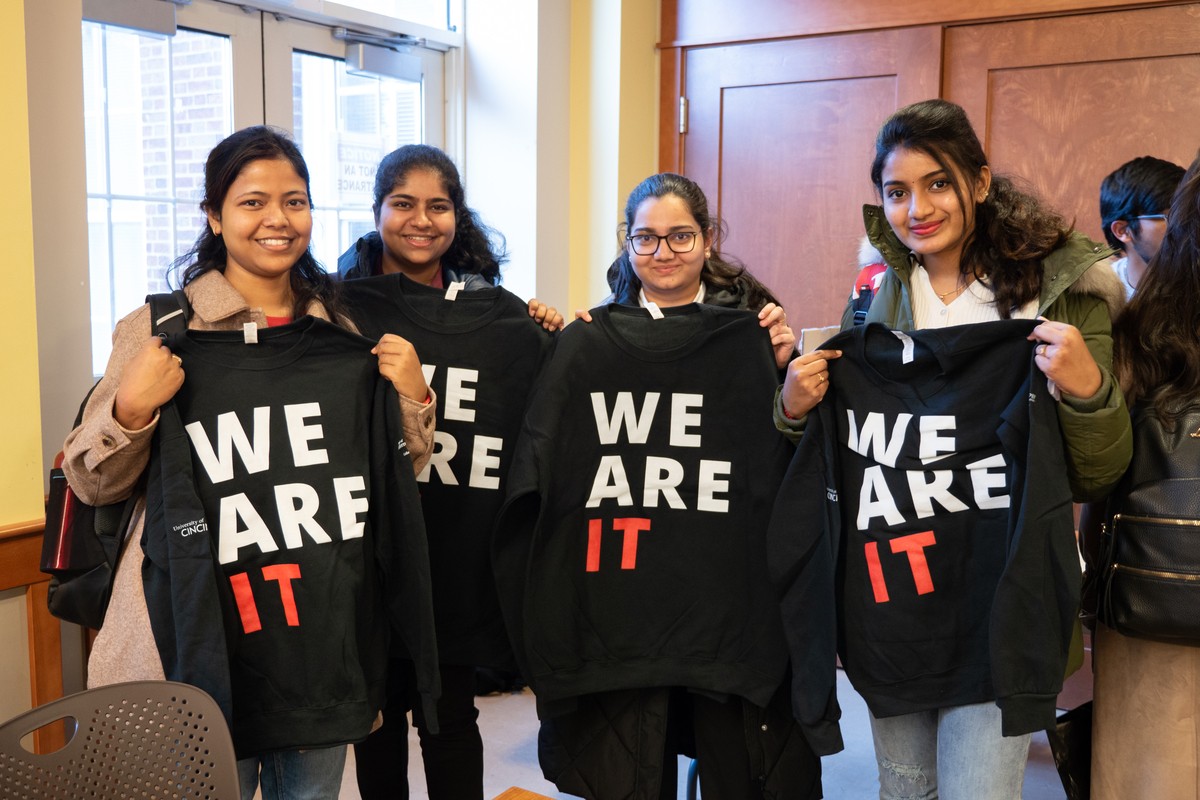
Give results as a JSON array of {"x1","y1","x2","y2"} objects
[{"x1": 62, "y1": 269, "x2": 436, "y2": 686}]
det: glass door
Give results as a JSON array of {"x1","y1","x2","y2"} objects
[
  {"x1": 263, "y1": 14, "x2": 444, "y2": 271},
  {"x1": 82, "y1": 1, "x2": 262, "y2": 373},
  {"x1": 82, "y1": 0, "x2": 447, "y2": 372}
]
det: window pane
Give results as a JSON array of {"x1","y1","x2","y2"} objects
[
  {"x1": 83, "y1": 21, "x2": 233, "y2": 375},
  {"x1": 81, "y1": 25, "x2": 108, "y2": 195},
  {"x1": 292, "y1": 51, "x2": 423, "y2": 273},
  {"x1": 333, "y1": 0, "x2": 449, "y2": 31},
  {"x1": 87, "y1": 198, "x2": 113, "y2": 376}
]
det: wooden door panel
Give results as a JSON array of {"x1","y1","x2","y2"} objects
[
  {"x1": 664, "y1": 0, "x2": 1168, "y2": 47},
  {"x1": 717, "y1": 78, "x2": 897, "y2": 330},
  {"x1": 682, "y1": 28, "x2": 941, "y2": 330},
  {"x1": 945, "y1": 4, "x2": 1200, "y2": 244}
]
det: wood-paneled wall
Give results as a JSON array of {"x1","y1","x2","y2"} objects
[
  {"x1": 0, "y1": 521, "x2": 65, "y2": 751},
  {"x1": 661, "y1": 0, "x2": 1200, "y2": 330},
  {"x1": 663, "y1": 0, "x2": 1167, "y2": 45}
]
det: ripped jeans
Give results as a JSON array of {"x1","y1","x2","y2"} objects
[{"x1": 868, "y1": 702, "x2": 1030, "y2": 800}]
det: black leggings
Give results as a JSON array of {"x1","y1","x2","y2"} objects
[{"x1": 355, "y1": 660, "x2": 483, "y2": 800}]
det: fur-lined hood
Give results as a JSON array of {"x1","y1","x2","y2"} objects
[
  {"x1": 858, "y1": 236, "x2": 885, "y2": 268},
  {"x1": 1064, "y1": 255, "x2": 1125, "y2": 322}
]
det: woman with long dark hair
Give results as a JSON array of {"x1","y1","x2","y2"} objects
[
  {"x1": 338, "y1": 143, "x2": 563, "y2": 330},
  {"x1": 1092, "y1": 151, "x2": 1200, "y2": 798},
  {"x1": 342, "y1": 142, "x2": 564, "y2": 800},
  {"x1": 776, "y1": 99, "x2": 1131, "y2": 798},
  {"x1": 519, "y1": 172, "x2": 814, "y2": 800},
  {"x1": 578, "y1": 171, "x2": 796, "y2": 368},
  {"x1": 63, "y1": 125, "x2": 434, "y2": 799}
]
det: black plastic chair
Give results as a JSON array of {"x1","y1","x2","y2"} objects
[{"x1": 0, "y1": 680, "x2": 238, "y2": 798}]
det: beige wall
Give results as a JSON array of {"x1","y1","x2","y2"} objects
[
  {"x1": 568, "y1": 0, "x2": 659, "y2": 312},
  {"x1": 2, "y1": 0, "x2": 43, "y2": 527},
  {"x1": 464, "y1": 0, "x2": 658, "y2": 316},
  {"x1": 1, "y1": 0, "x2": 41, "y2": 718}
]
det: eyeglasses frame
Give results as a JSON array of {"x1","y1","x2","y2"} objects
[{"x1": 625, "y1": 231, "x2": 701, "y2": 256}]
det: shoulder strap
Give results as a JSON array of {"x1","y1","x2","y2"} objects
[
  {"x1": 146, "y1": 290, "x2": 192, "y2": 337},
  {"x1": 68, "y1": 292, "x2": 192, "y2": 431}
]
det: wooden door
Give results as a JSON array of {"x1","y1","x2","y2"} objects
[
  {"x1": 944, "y1": 4, "x2": 1200, "y2": 243},
  {"x1": 679, "y1": 28, "x2": 941, "y2": 330}
]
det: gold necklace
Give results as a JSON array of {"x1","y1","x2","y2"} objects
[{"x1": 934, "y1": 281, "x2": 966, "y2": 301}]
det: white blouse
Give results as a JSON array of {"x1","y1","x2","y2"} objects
[{"x1": 910, "y1": 264, "x2": 1038, "y2": 329}]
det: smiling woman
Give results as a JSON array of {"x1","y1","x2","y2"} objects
[
  {"x1": 879, "y1": 147, "x2": 989, "y2": 295},
  {"x1": 337, "y1": 144, "x2": 564, "y2": 331},
  {"x1": 775, "y1": 99, "x2": 1134, "y2": 800},
  {"x1": 60, "y1": 126, "x2": 437, "y2": 800},
  {"x1": 626, "y1": 193, "x2": 709, "y2": 306},
  {"x1": 205, "y1": 158, "x2": 315, "y2": 315},
  {"x1": 376, "y1": 167, "x2": 457, "y2": 283},
  {"x1": 595, "y1": 172, "x2": 797, "y2": 370}
]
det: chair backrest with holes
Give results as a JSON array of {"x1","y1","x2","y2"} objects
[{"x1": 0, "y1": 680, "x2": 239, "y2": 799}]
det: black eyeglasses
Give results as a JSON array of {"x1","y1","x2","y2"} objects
[{"x1": 626, "y1": 231, "x2": 699, "y2": 256}]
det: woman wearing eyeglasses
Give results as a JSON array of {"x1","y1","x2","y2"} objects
[
  {"x1": 577, "y1": 172, "x2": 796, "y2": 368},
  {"x1": 528, "y1": 172, "x2": 815, "y2": 799}
]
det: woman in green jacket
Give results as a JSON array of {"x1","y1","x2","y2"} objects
[
  {"x1": 776, "y1": 99, "x2": 1131, "y2": 799},
  {"x1": 779, "y1": 100, "x2": 1130, "y2": 502}
]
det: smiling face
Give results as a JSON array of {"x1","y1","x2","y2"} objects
[
  {"x1": 206, "y1": 157, "x2": 312, "y2": 286},
  {"x1": 880, "y1": 146, "x2": 990, "y2": 277},
  {"x1": 627, "y1": 194, "x2": 711, "y2": 307},
  {"x1": 376, "y1": 167, "x2": 456, "y2": 283}
]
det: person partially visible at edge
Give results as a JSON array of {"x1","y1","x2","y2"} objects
[
  {"x1": 776, "y1": 99, "x2": 1132, "y2": 799},
  {"x1": 1078, "y1": 156, "x2": 1184, "y2": 642},
  {"x1": 1099, "y1": 155, "x2": 1185, "y2": 298},
  {"x1": 1091, "y1": 150, "x2": 1200, "y2": 799},
  {"x1": 573, "y1": 172, "x2": 796, "y2": 370},
  {"x1": 337, "y1": 143, "x2": 565, "y2": 331},
  {"x1": 61, "y1": 125, "x2": 435, "y2": 800}
]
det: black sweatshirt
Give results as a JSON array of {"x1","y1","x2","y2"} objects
[
  {"x1": 344, "y1": 274, "x2": 554, "y2": 667},
  {"x1": 770, "y1": 320, "x2": 1080, "y2": 751},
  {"x1": 495, "y1": 304, "x2": 794, "y2": 709},
  {"x1": 142, "y1": 317, "x2": 439, "y2": 757}
]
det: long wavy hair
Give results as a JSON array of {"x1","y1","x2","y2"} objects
[
  {"x1": 170, "y1": 126, "x2": 345, "y2": 323},
  {"x1": 1114, "y1": 151, "x2": 1200, "y2": 426},
  {"x1": 870, "y1": 99, "x2": 1072, "y2": 317},
  {"x1": 372, "y1": 145, "x2": 507, "y2": 284},
  {"x1": 606, "y1": 173, "x2": 779, "y2": 311}
]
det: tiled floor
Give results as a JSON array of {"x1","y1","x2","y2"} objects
[{"x1": 336, "y1": 670, "x2": 1069, "y2": 799}]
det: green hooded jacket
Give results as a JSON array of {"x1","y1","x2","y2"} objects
[{"x1": 776, "y1": 205, "x2": 1133, "y2": 502}]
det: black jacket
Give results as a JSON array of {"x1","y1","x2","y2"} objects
[
  {"x1": 538, "y1": 684, "x2": 820, "y2": 800},
  {"x1": 337, "y1": 231, "x2": 494, "y2": 289},
  {"x1": 494, "y1": 304, "x2": 815, "y2": 796}
]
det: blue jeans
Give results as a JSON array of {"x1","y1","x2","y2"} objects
[
  {"x1": 868, "y1": 702, "x2": 1030, "y2": 800},
  {"x1": 237, "y1": 745, "x2": 348, "y2": 800}
]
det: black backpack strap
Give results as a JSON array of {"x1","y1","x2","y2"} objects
[
  {"x1": 146, "y1": 290, "x2": 192, "y2": 337},
  {"x1": 851, "y1": 286, "x2": 873, "y2": 326},
  {"x1": 69, "y1": 292, "x2": 192, "y2": 429}
]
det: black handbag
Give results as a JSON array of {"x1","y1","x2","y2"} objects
[
  {"x1": 1098, "y1": 401, "x2": 1200, "y2": 643},
  {"x1": 41, "y1": 291, "x2": 191, "y2": 628},
  {"x1": 1046, "y1": 700, "x2": 1092, "y2": 800}
]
